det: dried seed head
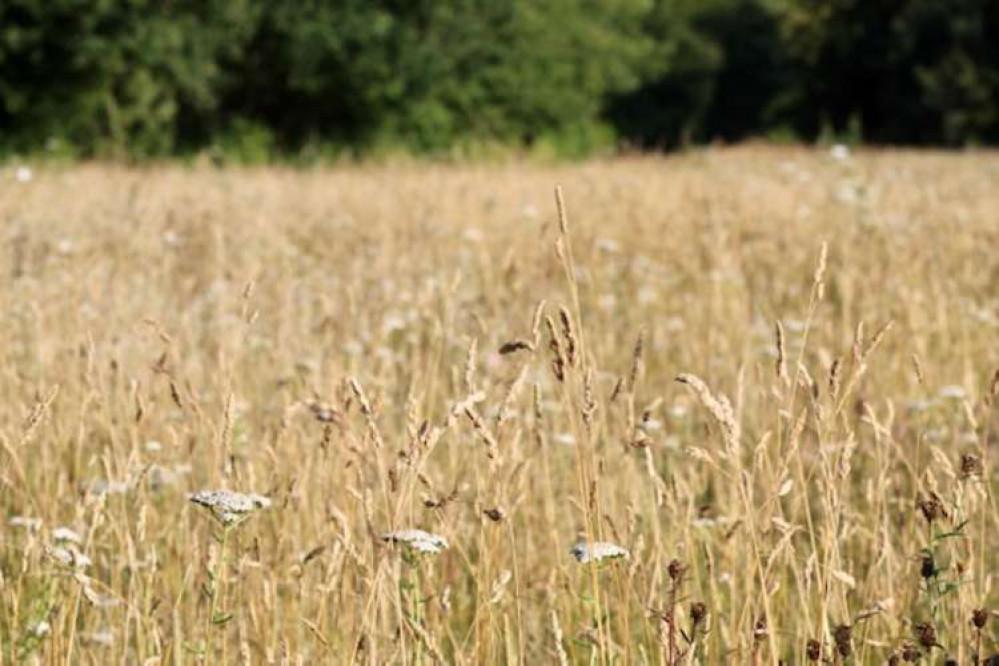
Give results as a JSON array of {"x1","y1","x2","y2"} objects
[
  {"x1": 545, "y1": 316, "x2": 566, "y2": 383},
  {"x1": 920, "y1": 552, "x2": 937, "y2": 579},
  {"x1": 911, "y1": 353, "x2": 926, "y2": 386},
  {"x1": 916, "y1": 493, "x2": 946, "y2": 525},
  {"x1": 774, "y1": 321, "x2": 787, "y2": 383},
  {"x1": 813, "y1": 241, "x2": 828, "y2": 300},
  {"x1": 557, "y1": 306, "x2": 578, "y2": 367},
  {"x1": 675, "y1": 373, "x2": 741, "y2": 454},
  {"x1": 690, "y1": 602, "x2": 707, "y2": 628},
  {"x1": 961, "y1": 453, "x2": 983, "y2": 478},
  {"x1": 483, "y1": 507, "x2": 506, "y2": 522},
  {"x1": 628, "y1": 331, "x2": 644, "y2": 391},
  {"x1": 753, "y1": 616, "x2": 768, "y2": 643},
  {"x1": 833, "y1": 624, "x2": 852, "y2": 658},
  {"x1": 914, "y1": 622, "x2": 937, "y2": 649},
  {"x1": 901, "y1": 643, "x2": 922, "y2": 662},
  {"x1": 667, "y1": 559, "x2": 683, "y2": 583},
  {"x1": 498, "y1": 340, "x2": 534, "y2": 355},
  {"x1": 828, "y1": 357, "x2": 842, "y2": 399},
  {"x1": 972, "y1": 608, "x2": 989, "y2": 629},
  {"x1": 806, "y1": 639, "x2": 822, "y2": 662}
]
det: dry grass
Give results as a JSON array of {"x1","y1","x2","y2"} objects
[{"x1": 2, "y1": 145, "x2": 999, "y2": 664}]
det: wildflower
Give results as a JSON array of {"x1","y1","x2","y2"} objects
[
  {"x1": 8, "y1": 516, "x2": 42, "y2": 531},
  {"x1": 85, "y1": 480, "x2": 131, "y2": 496},
  {"x1": 46, "y1": 545, "x2": 92, "y2": 569},
  {"x1": 382, "y1": 529, "x2": 448, "y2": 555},
  {"x1": 938, "y1": 385, "x2": 967, "y2": 400},
  {"x1": 51, "y1": 527, "x2": 83, "y2": 544},
  {"x1": 29, "y1": 620, "x2": 50, "y2": 637},
  {"x1": 188, "y1": 490, "x2": 271, "y2": 527},
  {"x1": 830, "y1": 144, "x2": 850, "y2": 161},
  {"x1": 83, "y1": 630, "x2": 114, "y2": 647},
  {"x1": 569, "y1": 540, "x2": 629, "y2": 564}
]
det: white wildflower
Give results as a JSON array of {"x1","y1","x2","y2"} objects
[
  {"x1": 382, "y1": 529, "x2": 448, "y2": 555},
  {"x1": 595, "y1": 238, "x2": 621, "y2": 254},
  {"x1": 8, "y1": 516, "x2": 42, "y2": 532},
  {"x1": 15, "y1": 166, "x2": 33, "y2": 183},
  {"x1": 51, "y1": 527, "x2": 83, "y2": 544},
  {"x1": 86, "y1": 480, "x2": 131, "y2": 496},
  {"x1": 553, "y1": 432, "x2": 576, "y2": 446},
  {"x1": 188, "y1": 490, "x2": 271, "y2": 527},
  {"x1": 829, "y1": 144, "x2": 850, "y2": 161},
  {"x1": 83, "y1": 629, "x2": 114, "y2": 647},
  {"x1": 938, "y1": 385, "x2": 967, "y2": 400},
  {"x1": 46, "y1": 545, "x2": 92, "y2": 569},
  {"x1": 30, "y1": 620, "x2": 50, "y2": 637},
  {"x1": 569, "y1": 540, "x2": 629, "y2": 564}
]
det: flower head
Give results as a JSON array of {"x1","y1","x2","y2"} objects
[
  {"x1": 188, "y1": 490, "x2": 271, "y2": 527},
  {"x1": 51, "y1": 527, "x2": 83, "y2": 544},
  {"x1": 569, "y1": 540, "x2": 629, "y2": 564},
  {"x1": 46, "y1": 545, "x2": 92, "y2": 569},
  {"x1": 382, "y1": 529, "x2": 448, "y2": 555}
]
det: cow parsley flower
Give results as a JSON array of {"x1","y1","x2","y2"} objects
[
  {"x1": 569, "y1": 540, "x2": 629, "y2": 564},
  {"x1": 382, "y1": 529, "x2": 448, "y2": 555},
  {"x1": 188, "y1": 490, "x2": 271, "y2": 527}
]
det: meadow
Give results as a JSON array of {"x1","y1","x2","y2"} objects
[{"x1": 2, "y1": 145, "x2": 999, "y2": 664}]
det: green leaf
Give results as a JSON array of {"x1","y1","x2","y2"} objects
[{"x1": 212, "y1": 611, "x2": 234, "y2": 626}]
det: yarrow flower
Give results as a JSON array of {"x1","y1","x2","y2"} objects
[
  {"x1": 188, "y1": 490, "x2": 271, "y2": 527},
  {"x1": 46, "y1": 545, "x2": 92, "y2": 569},
  {"x1": 382, "y1": 529, "x2": 448, "y2": 555},
  {"x1": 51, "y1": 527, "x2": 83, "y2": 544},
  {"x1": 8, "y1": 516, "x2": 42, "y2": 531},
  {"x1": 569, "y1": 540, "x2": 629, "y2": 564}
]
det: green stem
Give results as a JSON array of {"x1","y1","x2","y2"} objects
[{"x1": 206, "y1": 527, "x2": 230, "y2": 665}]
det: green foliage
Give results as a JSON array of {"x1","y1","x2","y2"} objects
[
  {"x1": 1, "y1": 0, "x2": 997, "y2": 159},
  {"x1": 778, "y1": 0, "x2": 999, "y2": 145}
]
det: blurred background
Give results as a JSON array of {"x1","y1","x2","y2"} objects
[{"x1": 1, "y1": 0, "x2": 997, "y2": 161}]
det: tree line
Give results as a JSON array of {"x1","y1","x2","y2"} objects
[{"x1": 1, "y1": 0, "x2": 996, "y2": 160}]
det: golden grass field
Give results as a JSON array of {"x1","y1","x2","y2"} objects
[{"x1": 2, "y1": 145, "x2": 999, "y2": 664}]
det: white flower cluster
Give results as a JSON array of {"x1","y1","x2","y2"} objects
[
  {"x1": 569, "y1": 540, "x2": 630, "y2": 564},
  {"x1": 382, "y1": 529, "x2": 449, "y2": 555},
  {"x1": 188, "y1": 490, "x2": 272, "y2": 527}
]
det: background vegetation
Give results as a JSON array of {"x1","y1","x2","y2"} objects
[{"x1": 2, "y1": 0, "x2": 998, "y2": 160}]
